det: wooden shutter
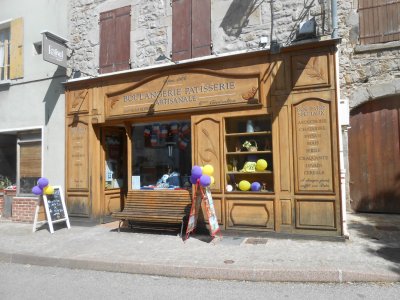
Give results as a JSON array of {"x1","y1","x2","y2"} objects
[
  {"x1": 99, "y1": 6, "x2": 131, "y2": 74},
  {"x1": 172, "y1": 0, "x2": 192, "y2": 61},
  {"x1": 192, "y1": 0, "x2": 211, "y2": 58},
  {"x1": 359, "y1": 0, "x2": 400, "y2": 45},
  {"x1": 10, "y1": 17, "x2": 23, "y2": 79},
  {"x1": 20, "y1": 142, "x2": 41, "y2": 178}
]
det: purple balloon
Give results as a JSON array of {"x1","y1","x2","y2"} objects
[
  {"x1": 32, "y1": 185, "x2": 43, "y2": 195},
  {"x1": 190, "y1": 175, "x2": 198, "y2": 184},
  {"x1": 37, "y1": 177, "x2": 49, "y2": 189},
  {"x1": 199, "y1": 175, "x2": 211, "y2": 187},
  {"x1": 191, "y1": 165, "x2": 203, "y2": 179},
  {"x1": 251, "y1": 181, "x2": 261, "y2": 191}
]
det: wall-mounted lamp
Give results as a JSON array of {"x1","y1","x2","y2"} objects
[{"x1": 270, "y1": 40, "x2": 281, "y2": 54}]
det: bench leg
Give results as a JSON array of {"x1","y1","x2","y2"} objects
[
  {"x1": 180, "y1": 216, "x2": 187, "y2": 238},
  {"x1": 118, "y1": 220, "x2": 124, "y2": 233}
]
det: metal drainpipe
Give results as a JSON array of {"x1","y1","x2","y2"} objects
[
  {"x1": 331, "y1": 0, "x2": 349, "y2": 237},
  {"x1": 331, "y1": 0, "x2": 338, "y2": 39}
]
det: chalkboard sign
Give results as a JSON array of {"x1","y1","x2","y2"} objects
[
  {"x1": 46, "y1": 188, "x2": 65, "y2": 221},
  {"x1": 33, "y1": 186, "x2": 70, "y2": 234}
]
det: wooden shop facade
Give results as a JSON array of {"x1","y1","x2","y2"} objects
[{"x1": 64, "y1": 39, "x2": 343, "y2": 237}]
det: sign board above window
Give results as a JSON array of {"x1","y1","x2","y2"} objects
[{"x1": 41, "y1": 30, "x2": 68, "y2": 68}]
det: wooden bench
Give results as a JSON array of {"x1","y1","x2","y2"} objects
[{"x1": 112, "y1": 190, "x2": 192, "y2": 236}]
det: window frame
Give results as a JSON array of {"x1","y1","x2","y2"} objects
[
  {"x1": 17, "y1": 130, "x2": 42, "y2": 196},
  {"x1": 0, "y1": 21, "x2": 10, "y2": 82}
]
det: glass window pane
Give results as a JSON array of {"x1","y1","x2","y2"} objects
[{"x1": 132, "y1": 120, "x2": 192, "y2": 189}]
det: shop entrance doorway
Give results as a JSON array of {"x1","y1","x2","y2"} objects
[{"x1": 101, "y1": 127, "x2": 127, "y2": 221}]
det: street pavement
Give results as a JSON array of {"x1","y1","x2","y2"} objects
[{"x1": 0, "y1": 212, "x2": 400, "y2": 283}]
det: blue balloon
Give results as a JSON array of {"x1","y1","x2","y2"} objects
[
  {"x1": 37, "y1": 177, "x2": 49, "y2": 189},
  {"x1": 190, "y1": 175, "x2": 198, "y2": 184},
  {"x1": 32, "y1": 185, "x2": 43, "y2": 195},
  {"x1": 251, "y1": 181, "x2": 261, "y2": 191},
  {"x1": 191, "y1": 165, "x2": 203, "y2": 179},
  {"x1": 199, "y1": 175, "x2": 211, "y2": 187}
]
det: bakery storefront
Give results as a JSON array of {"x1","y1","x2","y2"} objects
[{"x1": 65, "y1": 40, "x2": 343, "y2": 237}]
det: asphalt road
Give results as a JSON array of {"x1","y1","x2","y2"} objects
[{"x1": 0, "y1": 262, "x2": 399, "y2": 300}]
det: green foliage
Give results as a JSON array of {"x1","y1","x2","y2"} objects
[{"x1": 0, "y1": 175, "x2": 12, "y2": 189}]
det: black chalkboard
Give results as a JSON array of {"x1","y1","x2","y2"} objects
[{"x1": 46, "y1": 188, "x2": 65, "y2": 221}]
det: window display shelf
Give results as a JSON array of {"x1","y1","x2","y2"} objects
[
  {"x1": 226, "y1": 150, "x2": 272, "y2": 155},
  {"x1": 225, "y1": 115, "x2": 274, "y2": 193},
  {"x1": 226, "y1": 170, "x2": 273, "y2": 175},
  {"x1": 225, "y1": 131, "x2": 271, "y2": 137}
]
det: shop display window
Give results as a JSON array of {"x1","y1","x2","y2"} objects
[
  {"x1": 132, "y1": 120, "x2": 192, "y2": 190},
  {"x1": 224, "y1": 115, "x2": 274, "y2": 193}
]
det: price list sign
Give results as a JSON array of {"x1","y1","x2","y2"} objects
[{"x1": 294, "y1": 100, "x2": 333, "y2": 192}]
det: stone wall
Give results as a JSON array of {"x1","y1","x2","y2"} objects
[
  {"x1": 68, "y1": 0, "x2": 330, "y2": 76},
  {"x1": 337, "y1": 0, "x2": 400, "y2": 108}
]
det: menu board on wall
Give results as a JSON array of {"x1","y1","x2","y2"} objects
[{"x1": 294, "y1": 99, "x2": 333, "y2": 192}]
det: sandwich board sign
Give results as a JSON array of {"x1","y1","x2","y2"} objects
[{"x1": 32, "y1": 186, "x2": 70, "y2": 233}]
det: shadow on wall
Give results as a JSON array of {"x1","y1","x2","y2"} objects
[
  {"x1": 44, "y1": 66, "x2": 67, "y2": 125},
  {"x1": 220, "y1": 0, "x2": 266, "y2": 37}
]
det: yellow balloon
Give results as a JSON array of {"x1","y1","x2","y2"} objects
[
  {"x1": 210, "y1": 176, "x2": 215, "y2": 185},
  {"x1": 203, "y1": 164, "x2": 214, "y2": 176},
  {"x1": 256, "y1": 159, "x2": 268, "y2": 171},
  {"x1": 43, "y1": 185, "x2": 54, "y2": 195},
  {"x1": 238, "y1": 180, "x2": 251, "y2": 191}
]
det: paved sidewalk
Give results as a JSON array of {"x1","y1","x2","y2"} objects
[{"x1": 1, "y1": 212, "x2": 400, "y2": 282}]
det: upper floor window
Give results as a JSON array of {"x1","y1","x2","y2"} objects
[
  {"x1": 359, "y1": 0, "x2": 400, "y2": 45},
  {"x1": 99, "y1": 6, "x2": 131, "y2": 74},
  {"x1": 0, "y1": 18, "x2": 23, "y2": 81},
  {"x1": 172, "y1": 0, "x2": 211, "y2": 61}
]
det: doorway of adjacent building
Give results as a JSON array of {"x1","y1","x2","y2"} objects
[
  {"x1": 101, "y1": 127, "x2": 126, "y2": 220},
  {"x1": 348, "y1": 96, "x2": 400, "y2": 213}
]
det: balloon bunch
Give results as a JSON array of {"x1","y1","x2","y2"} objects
[
  {"x1": 237, "y1": 159, "x2": 268, "y2": 192},
  {"x1": 31, "y1": 177, "x2": 54, "y2": 196},
  {"x1": 190, "y1": 164, "x2": 215, "y2": 187}
]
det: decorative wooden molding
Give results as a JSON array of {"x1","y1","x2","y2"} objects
[
  {"x1": 292, "y1": 53, "x2": 330, "y2": 89},
  {"x1": 68, "y1": 89, "x2": 89, "y2": 114}
]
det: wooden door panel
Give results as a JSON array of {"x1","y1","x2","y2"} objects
[
  {"x1": 349, "y1": 97, "x2": 400, "y2": 212},
  {"x1": 192, "y1": 115, "x2": 222, "y2": 192}
]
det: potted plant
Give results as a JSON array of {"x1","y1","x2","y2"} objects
[{"x1": 0, "y1": 175, "x2": 12, "y2": 193}]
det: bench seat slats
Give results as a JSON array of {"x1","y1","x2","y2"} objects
[{"x1": 112, "y1": 190, "x2": 192, "y2": 231}]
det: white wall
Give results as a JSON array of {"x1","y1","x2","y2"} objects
[{"x1": 0, "y1": 0, "x2": 69, "y2": 191}]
